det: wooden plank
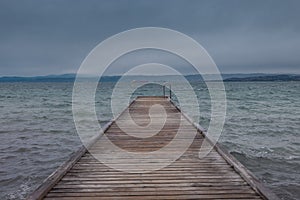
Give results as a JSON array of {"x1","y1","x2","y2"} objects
[
  {"x1": 27, "y1": 96, "x2": 278, "y2": 200},
  {"x1": 25, "y1": 145, "x2": 87, "y2": 200},
  {"x1": 47, "y1": 186, "x2": 256, "y2": 193},
  {"x1": 26, "y1": 98, "x2": 137, "y2": 200},
  {"x1": 44, "y1": 194, "x2": 262, "y2": 200},
  {"x1": 169, "y1": 99, "x2": 279, "y2": 200},
  {"x1": 46, "y1": 190, "x2": 258, "y2": 197}
]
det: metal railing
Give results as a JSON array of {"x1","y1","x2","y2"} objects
[{"x1": 163, "y1": 82, "x2": 172, "y2": 99}]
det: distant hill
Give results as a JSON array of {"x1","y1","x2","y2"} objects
[
  {"x1": 0, "y1": 73, "x2": 299, "y2": 82},
  {"x1": 224, "y1": 74, "x2": 300, "y2": 82},
  {"x1": 0, "y1": 74, "x2": 120, "y2": 82},
  {"x1": 0, "y1": 74, "x2": 76, "y2": 82}
]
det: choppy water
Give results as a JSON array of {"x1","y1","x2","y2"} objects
[{"x1": 0, "y1": 81, "x2": 299, "y2": 200}]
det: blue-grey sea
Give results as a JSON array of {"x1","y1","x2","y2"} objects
[{"x1": 0, "y1": 81, "x2": 299, "y2": 200}]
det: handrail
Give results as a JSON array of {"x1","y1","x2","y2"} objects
[{"x1": 162, "y1": 82, "x2": 172, "y2": 99}]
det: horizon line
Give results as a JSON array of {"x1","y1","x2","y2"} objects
[{"x1": 1, "y1": 72, "x2": 300, "y2": 78}]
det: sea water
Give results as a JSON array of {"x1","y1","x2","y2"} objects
[{"x1": 0, "y1": 81, "x2": 299, "y2": 200}]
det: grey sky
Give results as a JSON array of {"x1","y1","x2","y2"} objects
[{"x1": 0, "y1": 0, "x2": 299, "y2": 76}]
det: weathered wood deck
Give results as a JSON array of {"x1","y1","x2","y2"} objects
[{"x1": 27, "y1": 96, "x2": 278, "y2": 200}]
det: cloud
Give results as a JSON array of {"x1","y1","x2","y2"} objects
[{"x1": 0, "y1": 0, "x2": 299, "y2": 75}]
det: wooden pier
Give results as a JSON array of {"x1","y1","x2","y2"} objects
[{"x1": 27, "y1": 96, "x2": 278, "y2": 200}]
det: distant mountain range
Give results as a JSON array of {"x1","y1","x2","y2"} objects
[{"x1": 0, "y1": 73, "x2": 299, "y2": 82}]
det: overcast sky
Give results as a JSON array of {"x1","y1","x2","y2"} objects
[{"x1": 0, "y1": 0, "x2": 299, "y2": 76}]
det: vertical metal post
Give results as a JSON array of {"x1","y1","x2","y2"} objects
[
  {"x1": 169, "y1": 85, "x2": 172, "y2": 99},
  {"x1": 163, "y1": 85, "x2": 165, "y2": 97}
]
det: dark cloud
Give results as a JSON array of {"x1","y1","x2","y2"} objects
[{"x1": 0, "y1": 0, "x2": 299, "y2": 76}]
